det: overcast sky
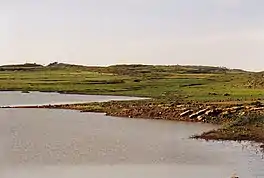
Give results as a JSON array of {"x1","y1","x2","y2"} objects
[{"x1": 0, "y1": 0, "x2": 264, "y2": 71}]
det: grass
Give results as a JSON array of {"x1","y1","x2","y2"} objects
[
  {"x1": 195, "y1": 114, "x2": 264, "y2": 144},
  {"x1": 0, "y1": 63, "x2": 261, "y2": 102}
]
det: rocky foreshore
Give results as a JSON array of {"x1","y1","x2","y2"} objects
[{"x1": 3, "y1": 100, "x2": 264, "y2": 122}]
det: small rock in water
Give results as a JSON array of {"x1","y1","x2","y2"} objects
[{"x1": 230, "y1": 173, "x2": 239, "y2": 178}]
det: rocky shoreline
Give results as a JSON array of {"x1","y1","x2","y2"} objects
[{"x1": 2, "y1": 99, "x2": 264, "y2": 148}]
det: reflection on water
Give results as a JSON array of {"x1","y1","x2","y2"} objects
[
  {"x1": 0, "y1": 91, "x2": 144, "y2": 107},
  {"x1": 0, "y1": 93, "x2": 263, "y2": 178},
  {"x1": 0, "y1": 165, "x2": 251, "y2": 178}
]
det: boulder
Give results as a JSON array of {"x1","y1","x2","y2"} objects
[
  {"x1": 230, "y1": 110, "x2": 238, "y2": 114},
  {"x1": 189, "y1": 108, "x2": 209, "y2": 119},
  {"x1": 245, "y1": 106, "x2": 252, "y2": 109},
  {"x1": 250, "y1": 107, "x2": 264, "y2": 111},
  {"x1": 239, "y1": 112, "x2": 246, "y2": 116},
  {"x1": 221, "y1": 111, "x2": 230, "y2": 116},
  {"x1": 180, "y1": 110, "x2": 193, "y2": 117},
  {"x1": 176, "y1": 105, "x2": 185, "y2": 108},
  {"x1": 197, "y1": 115, "x2": 204, "y2": 121},
  {"x1": 231, "y1": 106, "x2": 244, "y2": 111},
  {"x1": 205, "y1": 108, "x2": 222, "y2": 116}
]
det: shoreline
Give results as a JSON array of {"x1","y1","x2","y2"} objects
[
  {"x1": 0, "y1": 89, "x2": 153, "y2": 99},
  {"x1": 2, "y1": 98, "x2": 264, "y2": 148}
]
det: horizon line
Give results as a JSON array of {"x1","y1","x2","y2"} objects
[{"x1": 0, "y1": 62, "x2": 255, "y2": 72}]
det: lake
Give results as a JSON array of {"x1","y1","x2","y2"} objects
[
  {"x1": 0, "y1": 92, "x2": 263, "y2": 178},
  {"x1": 0, "y1": 91, "x2": 144, "y2": 107}
]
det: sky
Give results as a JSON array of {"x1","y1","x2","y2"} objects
[{"x1": 0, "y1": 0, "x2": 264, "y2": 71}]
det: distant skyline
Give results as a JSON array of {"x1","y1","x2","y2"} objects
[{"x1": 1, "y1": 0, "x2": 264, "y2": 71}]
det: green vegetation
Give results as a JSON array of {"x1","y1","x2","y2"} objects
[
  {"x1": 194, "y1": 113, "x2": 264, "y2": 144},
  {"x1": 0, "y1": 62, "x2": 261, "y2": 102},
  {"x1": 0, "y1": 62, "x2": 264, "y2": 146}
]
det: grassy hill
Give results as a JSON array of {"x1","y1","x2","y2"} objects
[
  {"x1": 0, "y1": 63, "x2": 259, "y2": 101},
  {"x1": 0, "y1": 63, "x2": 43, "y2": 71}
]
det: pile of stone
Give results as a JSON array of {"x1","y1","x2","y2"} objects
[{"x1": 179, "y1": 104, "x2": 264, "y2": 122}]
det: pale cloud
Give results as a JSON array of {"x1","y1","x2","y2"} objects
[{"x1": 0, "y1": 0, "x2": 264, "y2": 71}]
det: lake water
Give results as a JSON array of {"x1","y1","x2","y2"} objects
[
  {"x1": 0, "y1": 92, "x2": 263, "y2": 178},
  {"x1": 0, "y1": 91, "x2": 144, "y2": 107}
]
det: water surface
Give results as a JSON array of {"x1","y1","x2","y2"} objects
[
  {"x1": 0, "y1": 93, "x2": 263, "y2": 178},
  {"x1": 0, "y1": 91, "x2": 144, "y2": 107}
]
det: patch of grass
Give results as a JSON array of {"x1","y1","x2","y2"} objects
[{"x1": 194, "y1": 114, "x2": 264, "y2": 143}]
